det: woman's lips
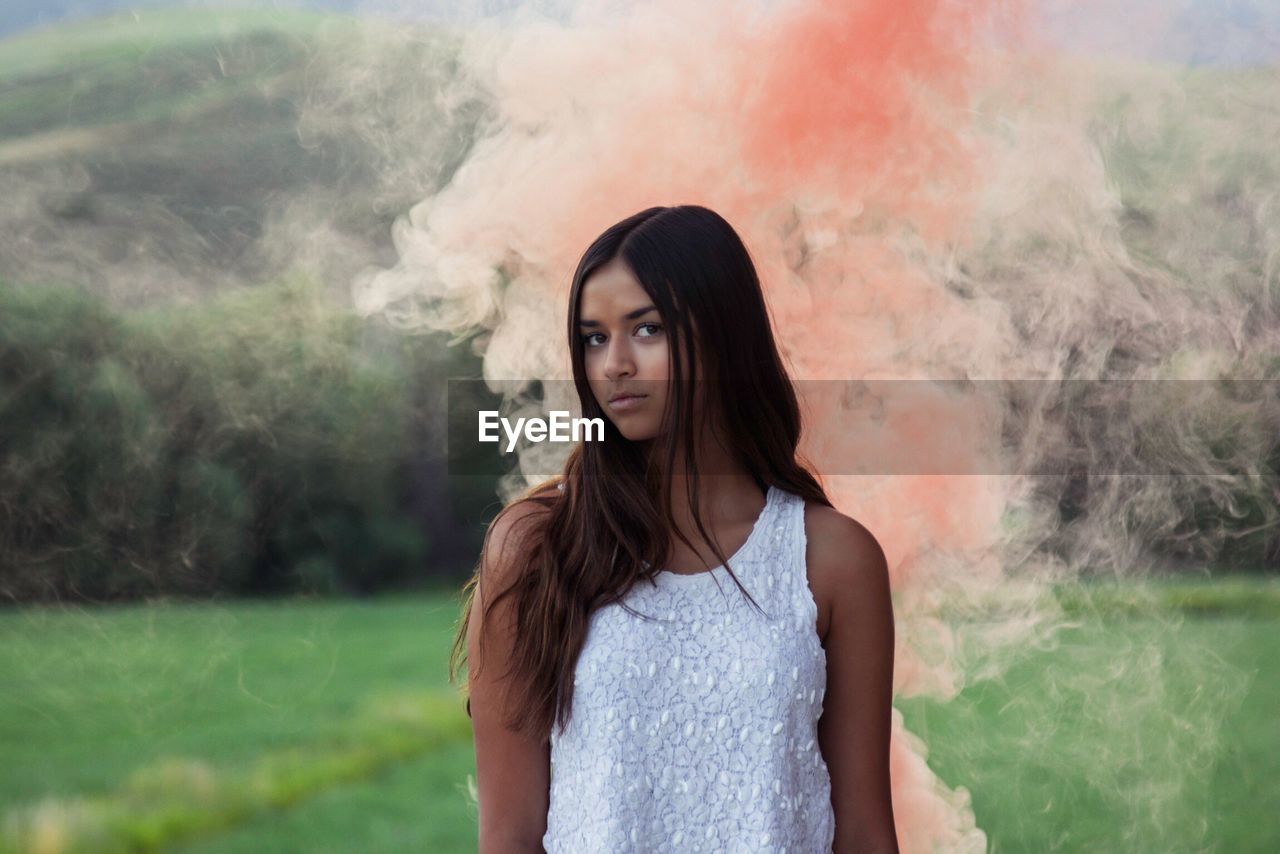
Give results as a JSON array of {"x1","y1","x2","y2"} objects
[{"x1": 608, "y1": 394, "x2": 647, "y2": 411}]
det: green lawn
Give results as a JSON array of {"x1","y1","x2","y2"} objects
[
  {"x1": 897, "y1": 614, "x2": 1277, "y2": 853},
  {"x1": 0, "y1": 591, "x2": 478, "y2": 852},
  {"x1": 2, "y1": 581, "x2": 1276, "y2": 853}
]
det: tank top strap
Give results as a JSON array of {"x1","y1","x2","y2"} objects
[{"x1": 766, "y1": 487, "x2": 821, "y2": 632}]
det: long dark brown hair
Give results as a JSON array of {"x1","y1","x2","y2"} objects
[{"x1": 448, "y1": 204, "x2": 831, "y2": 740}]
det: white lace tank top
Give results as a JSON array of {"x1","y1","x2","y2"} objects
[{"x1": 542, "y1": 484, "x2": 835, "y2": 852}]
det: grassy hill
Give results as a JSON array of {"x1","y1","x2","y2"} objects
[
  {"x1": 0, "y1": 6, "x2": 1275, "y2": 315},
  {"x1": 0, "y1": 7, "x2": 488, "y2": 305}
]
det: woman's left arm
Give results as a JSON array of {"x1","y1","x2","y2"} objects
[{"x1": 809, "y1": 509, "x2": 899, "y2": 854}]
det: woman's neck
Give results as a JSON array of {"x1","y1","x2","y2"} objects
[
  {"x1": 666, "y1": 472, "x2": 765, "y2": 531},
  {"x1": 663, "y1": 417, "x2": 763, "y2": 527}
]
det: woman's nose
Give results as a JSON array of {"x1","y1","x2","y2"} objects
[{"x1": 605, "y1": 342, "x2": 635, "y2": 379}]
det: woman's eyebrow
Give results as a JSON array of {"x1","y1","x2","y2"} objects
[{"x1": 578, "y1": 305, "x2": 659, "y2": 327}]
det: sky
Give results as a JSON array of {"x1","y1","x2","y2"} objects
[{"x1": 2, "y1": 0, "x2": 1279, "y2": 67}]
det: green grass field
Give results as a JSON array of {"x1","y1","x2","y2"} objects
[{"x1": 1, "y1": 580, "x2": 1277, "y2": 853}]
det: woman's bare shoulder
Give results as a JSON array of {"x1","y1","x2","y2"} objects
[
  {"x1": 802, "y1": 500, "x2": 889, "y2": 642},
  {"x1": 486, "y1": 494, "x2": 550, "y2": 550},
  {"x1": 481, "y1": 483, "x2": 560, "y2": 583}
]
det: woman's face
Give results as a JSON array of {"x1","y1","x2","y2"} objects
[{"x1": 577, "y1": 258, "x2": 677, "y2": 441}]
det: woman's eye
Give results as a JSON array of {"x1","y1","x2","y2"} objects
[{"x1": 582, "y1": 324, "x2": 660, "y2": 348}]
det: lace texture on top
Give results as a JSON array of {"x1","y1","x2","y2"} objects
[{"x1": 542, "y1": 485, "x2": 834, "y2": 853}]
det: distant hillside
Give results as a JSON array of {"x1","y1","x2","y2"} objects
[
  {"x1": 0, "y1": 7, "x2": 490, "y2": 305},
  {"x1": 0, "y1": 0, "x2": 158, "y2": 38},
  {"x1": 0, "y1": 1, "x2": 360, "y2": 39},
  {"x1": 0, "y1": 6, "x2": 1275, "y2": 314},
  {"x1": 0, "y1": 1, "x2": 519, "y2": 40}
]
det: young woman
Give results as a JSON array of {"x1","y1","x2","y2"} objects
[{"x1": 450, "y1": 205, "x2": 898, "y2": 853}]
